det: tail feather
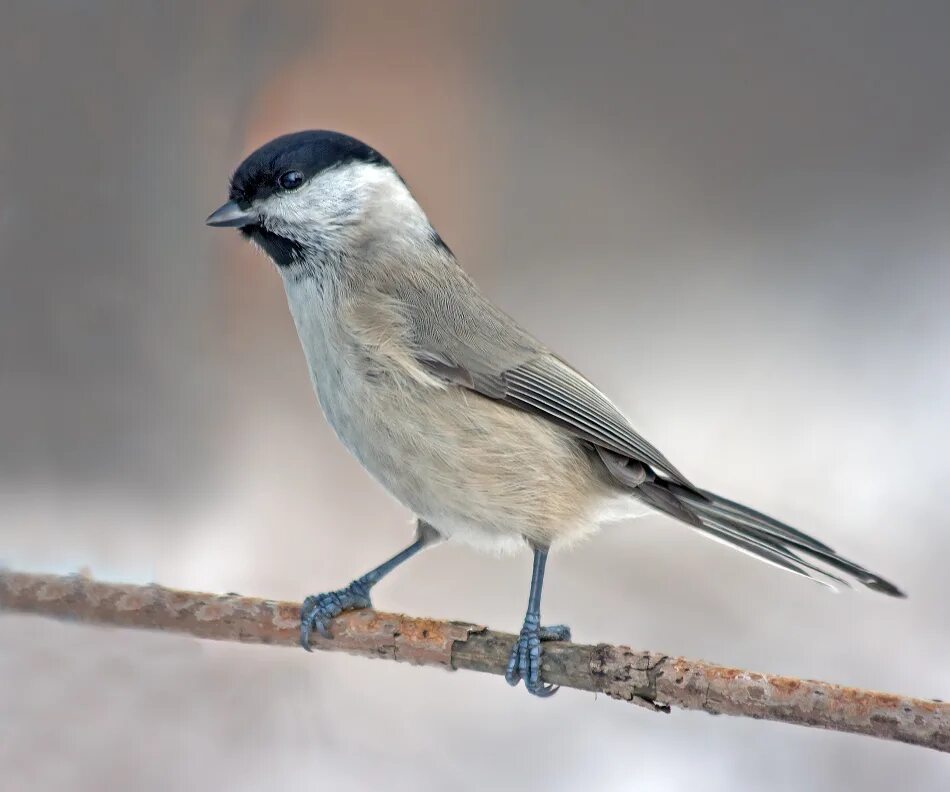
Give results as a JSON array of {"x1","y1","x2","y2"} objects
[
  {"x1": 637, "y1": 480, "x2": 905, "y2": 597},
  {"x1": 684, "y1": 486, "x2": 835, "y2": 553},
  {"x1": 698, "y1": 517, "x2": 847, "y2": 589}
]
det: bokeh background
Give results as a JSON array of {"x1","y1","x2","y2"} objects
[{"x1": 1, "y1": 1, "x2": 948, "y2": 789}]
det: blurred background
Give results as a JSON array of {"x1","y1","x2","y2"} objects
[{"x1": 1, "y1": 1, "x2": 948, "y2": 789}]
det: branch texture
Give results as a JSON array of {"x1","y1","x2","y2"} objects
[{"x1": 1, "y1": 570, "x2": 946, "y2": 752}]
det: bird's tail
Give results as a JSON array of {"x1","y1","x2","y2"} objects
[{"x1": 634, "y1": 480, "x2": 905, "y2": 597}]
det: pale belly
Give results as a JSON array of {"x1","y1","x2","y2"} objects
[{"x1": 316, "y1": 359, "x2": 623, "y2": 552}]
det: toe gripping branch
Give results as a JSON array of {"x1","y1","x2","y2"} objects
[{"x1": 300, "y1": 579, "x2": 374, "y2": 649}]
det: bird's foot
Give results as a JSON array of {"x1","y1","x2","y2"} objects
[
  {"x1": 505, "y1": 615, "x2": 572, "y2": 697},
  {"x1": 299, "y1": 580, "x2": 372, "y2": 650}
]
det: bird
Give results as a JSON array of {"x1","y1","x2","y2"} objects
[{"x1": 207, "y1": 130, "x2": 904, "y2": 697}]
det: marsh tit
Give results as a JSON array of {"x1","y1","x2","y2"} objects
[{"x1": 207, "y1": 130, "x2": 903, "y2": 697}]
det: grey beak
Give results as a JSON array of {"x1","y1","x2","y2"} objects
[{"x1": 206, "y1": 200, "x2": 258, "y2": 228}]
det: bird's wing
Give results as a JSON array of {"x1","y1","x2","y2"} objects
[
  {"x1": 420, "y1": 348, "x2": 693, "y2": 487},
  {"x1": 364, "y1": 266, "x2": 693, "y2": 486}
]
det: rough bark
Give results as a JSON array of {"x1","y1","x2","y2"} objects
[{"x1": 1, "y1": 570, "x2": 946, "y2": 752}]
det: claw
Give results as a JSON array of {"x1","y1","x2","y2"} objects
[
  {"x1": 505, "y1": 653, "x2": 521, "y2": 686},
  {"x1": 300, "y1": 597, "x2": 315, "y2": 652},
  {"x1": 299, "y1": 582, "x2": 372, "y2": 650}
]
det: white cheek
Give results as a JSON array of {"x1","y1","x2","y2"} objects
[
  {"x1": 255, "y1": 163, "x2": 430, "y2": 251},
  {"x1": 263, "y1": 187, "x2": 324, "y2": 229},
  {"x1": 257, "y1": 169, "x2": 360, "y2": 241}
]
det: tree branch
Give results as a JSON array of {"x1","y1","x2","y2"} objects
[{"x1": 1, "y1": 570, "x2": 946, "y2": 752}]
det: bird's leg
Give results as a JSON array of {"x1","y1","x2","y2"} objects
[
  {"x1": 505, "y1": 545, "x2": 571, "y2": 697},
  {"x1": 300, "y1": 519, "x2": 441, "y2": 650}
]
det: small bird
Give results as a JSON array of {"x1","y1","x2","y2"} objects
[{"x1": 207, "y1": 130, "x2": 904, "y2": 697}]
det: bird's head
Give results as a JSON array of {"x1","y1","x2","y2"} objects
[{"x1": 207, "y1": 130, "x2": 431, "y2": 272}]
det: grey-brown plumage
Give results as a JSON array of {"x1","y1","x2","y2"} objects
[{"x1": 207, "y1": 130, "x2": 904, "y2": 696}]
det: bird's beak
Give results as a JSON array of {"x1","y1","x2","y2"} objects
[{"x1": 206, "y1": 200, "x2": 258, "y2": 228}]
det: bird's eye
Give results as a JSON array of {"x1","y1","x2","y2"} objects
[{"x1": 278, "y1": 170, "x2": 304, "y2": 190}]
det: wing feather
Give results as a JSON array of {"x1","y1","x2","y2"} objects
[
  {"x1": 414, "y1": 348, "x2": 692, "y2": 486},
  {"x1": 504, "y1": 359, "x2": 691, "y2": 484}
]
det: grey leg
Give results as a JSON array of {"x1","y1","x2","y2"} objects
[
  {"x1": 300, "y1": 520, "x2": 441, "y2": 650},
  {"x1": 505, "y1": 546, "x2": 572, "y2": 697}
]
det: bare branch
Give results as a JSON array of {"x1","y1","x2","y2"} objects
[{"x1": 1, "y1": 570, "x2": 946, "y2": 752}]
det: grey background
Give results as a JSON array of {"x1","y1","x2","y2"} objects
[{"x1": 1, "y1": 2, "x2": 948, "y2": 789}]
